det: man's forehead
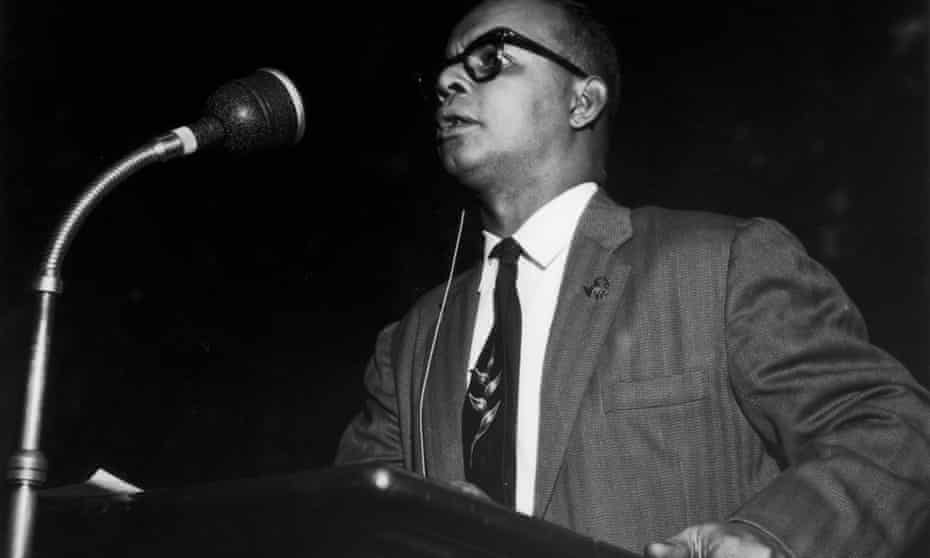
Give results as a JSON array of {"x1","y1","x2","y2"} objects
[{"x1": 446, "y1": 0, "x2": 563, "y2": 56}]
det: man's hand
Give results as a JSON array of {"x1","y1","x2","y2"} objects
[{"x1": 645, "y1": 522, "x2": 787, "y2": 558}]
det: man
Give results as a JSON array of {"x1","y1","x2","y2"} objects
[{"x1": 335, "y1": 0, "x2": 930, "y2": 556}]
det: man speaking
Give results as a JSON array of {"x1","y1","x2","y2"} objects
[{"x1": 335, "y1": 1, "x2": 930, "y2": 556}]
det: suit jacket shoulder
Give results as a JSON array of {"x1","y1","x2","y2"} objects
[{"x1": 629, "y1": 205, "x2": 750, "y2": 255}]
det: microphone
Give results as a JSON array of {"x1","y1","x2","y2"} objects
[
  {"x1": 5, "y1": 67, "x2": 305, "y2": 558},
  {"x1": 168, "y1": 67, "x2": 306, "y2": 156}
]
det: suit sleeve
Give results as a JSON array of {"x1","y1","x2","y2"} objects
[
  {"x1": 333, "y1": 321, "x2": 406, "y2": 468},
  {"x1": 723, "y1": 219, "x2": 930, "y2": 557}
]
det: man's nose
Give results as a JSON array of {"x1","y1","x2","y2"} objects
[{"x1": 437, "y1": 64, "x2": 471, "y2": 104}]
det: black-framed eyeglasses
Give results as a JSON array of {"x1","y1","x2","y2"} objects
[{"x1": 418, "y1": 27, "x2": 589, "y2": 102}]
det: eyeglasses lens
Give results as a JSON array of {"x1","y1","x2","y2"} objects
[
  {"x1": 417, "y1": 37, "x2": 505, "y2": 105},
  {"x1": 466, "y1": 42, "x2": 502, "y2": 82}
]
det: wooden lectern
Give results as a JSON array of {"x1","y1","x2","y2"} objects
[{"x1": 33, "y1": 464, "x2": 640, "y2": 557}]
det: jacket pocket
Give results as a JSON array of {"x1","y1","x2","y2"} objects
[{"x1": 603, "y1": 371, "x2": 708, "y2": 411}]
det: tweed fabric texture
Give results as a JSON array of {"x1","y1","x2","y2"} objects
[{"x1": 336, "y1": 190, "x2": 930, "y2": 557}]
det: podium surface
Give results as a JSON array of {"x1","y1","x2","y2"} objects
[{"x1": 34, "y1": 464, "x2": 639, "y2": 557}]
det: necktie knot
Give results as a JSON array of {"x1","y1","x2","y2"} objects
[{"x1": 491, "y1": 237, "x2": 522, "y2": 266}]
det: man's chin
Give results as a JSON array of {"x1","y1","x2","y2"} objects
[
  {"x1": 442, "y1": 160, "x2": 491, "y2": 188},
  {"x1": 442, "y1": 151, "x2": 509, "y2": 194},
  {"x1": 440, "y1": 149, "x2": 481, "y2": 178}
]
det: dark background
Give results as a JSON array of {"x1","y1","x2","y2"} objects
[{"x1": 1, "y1": 0, "x2": 928, "y2": 551}]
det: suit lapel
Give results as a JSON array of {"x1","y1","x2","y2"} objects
[
  {"x1": 535, "y1": 192, "x2": 633, "y2": 516},
  {"x1": 422, "y1": 270, "x2": 479, "y2": 481}
]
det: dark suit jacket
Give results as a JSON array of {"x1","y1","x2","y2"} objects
[{"x1": 336, "y1": 191, "x2": 930, "y2": 557}]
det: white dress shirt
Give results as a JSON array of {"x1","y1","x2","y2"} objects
[{"x1": 468, "y1": 182, "x2": 598, "y2": 515}]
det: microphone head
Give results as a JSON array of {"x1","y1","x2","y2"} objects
[{"x1": 201, "y1": 68, "x2": 306, "y2": 153}]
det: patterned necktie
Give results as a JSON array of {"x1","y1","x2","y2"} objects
[{"x1": 462, "y1": 237, "x2": 522, "y2": 507}]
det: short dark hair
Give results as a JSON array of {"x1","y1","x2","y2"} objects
[{"x1": 545, "y1": 0, "x2": 621, "y2": 123}]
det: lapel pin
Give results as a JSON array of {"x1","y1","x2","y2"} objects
[{"x1": 585, "y1": 276, "x2": 610, "y2": 300}]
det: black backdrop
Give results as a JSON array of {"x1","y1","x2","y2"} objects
[{"x1": 0, "y1": 0, "x2": 927, "y2": 544}]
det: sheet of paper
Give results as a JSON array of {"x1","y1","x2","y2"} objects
[
  {"x1": 40, "y1": 467, "x2": 144, "y2": 499},
  {"x1": 85, "y1": 468, "x2": 143, "y2": 495}
]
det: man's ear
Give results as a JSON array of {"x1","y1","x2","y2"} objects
[{"x1": 569, "y1": 76, "x2": 608, "y2": 129}]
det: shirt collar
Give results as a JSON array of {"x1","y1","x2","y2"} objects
[{"x1": 478, "y1": 182, "x2": 598, "y2": 292}]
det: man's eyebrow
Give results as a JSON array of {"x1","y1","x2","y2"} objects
[{"x1": 446, "y1": 27, "x2": 507, "y2": 58}]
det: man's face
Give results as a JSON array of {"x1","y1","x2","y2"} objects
[{"x1": 435, "y1": 0, "x2": 576, "y2": 185}]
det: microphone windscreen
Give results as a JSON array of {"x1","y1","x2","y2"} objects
[{"x1": 200, "y1": 68, "x2": 306, "y2": 153}]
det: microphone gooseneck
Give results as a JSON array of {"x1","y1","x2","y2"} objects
[
  {"x1": 40, "y1": 68, "x2": 306, "y2": 290},
  {"x1": 5, "y1": 67, "x2": 304, "y2": 558}
]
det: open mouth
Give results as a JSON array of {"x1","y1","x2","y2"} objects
[{"x1": 437, "y1": 113, "x2": 480, "y2": 138}]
